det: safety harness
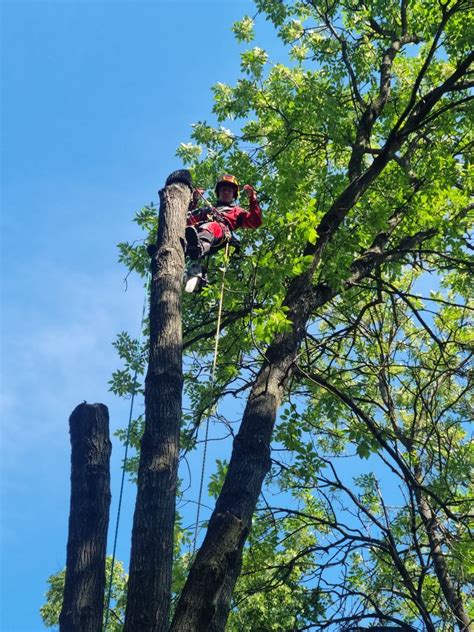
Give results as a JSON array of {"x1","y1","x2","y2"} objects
[{"x1": 190, "y1": 188, "x2": 242, "y2": 255}]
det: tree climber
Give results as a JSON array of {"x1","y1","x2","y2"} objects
[{"x1": 185, "y1": 174, "x2": 262, "y2": 260}]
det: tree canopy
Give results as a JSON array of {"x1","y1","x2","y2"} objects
[{"x1": 45, "y1": 0, "x2": 473, "y2": 630}]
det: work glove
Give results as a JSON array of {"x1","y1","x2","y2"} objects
[
  {"x1": 189, "y1": 188, "x2": 205, "y2": 211},
  {"x1": 242, "y1": 184, "x2": 257, "y2": 202}
]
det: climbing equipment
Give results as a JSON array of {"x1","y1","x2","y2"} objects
[
  {"x1": 104, "y1": 274, "x2": 150, "y2": 632},
  {"x1": 184, "y1": 188, "x2": 242, "y2": 286},
  {"x1": 192, "y1": 242, "x2": 230, "y2": 554},
  {"x1": 188, "y1": 188, "x2": 242, "y2": 257},
  {"x1": 215, "y1": 174, "x2": 239, "y2": 199}
]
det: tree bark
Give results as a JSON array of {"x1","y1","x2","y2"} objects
[
  {"x1": 415, "y1": 488, "x2": 473, "y2": 631},
  {"x1": 170, "y1": 268, "x2": 319, "y2": 632},
  {"x1": 59, "y1": 402, "x2": 111, "y2": 632},
  {"x1": 124, "y1": 170, "x2": 192, "y2": 632}
]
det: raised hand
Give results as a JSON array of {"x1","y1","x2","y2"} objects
[{"x1": 242, "y1": 184, "x2": 257, "y2": 201}]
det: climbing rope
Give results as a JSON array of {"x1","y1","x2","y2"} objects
[
  {"x1": 104, "y1": 274, "x2": 150, "y2": 632},
  {"x1": 192, "y1": 242, "x2": 230, "y2": 556}
]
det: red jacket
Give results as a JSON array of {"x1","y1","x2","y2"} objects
[{"x1": 187, "y1": 199, "x2": 262, "y2": 232}]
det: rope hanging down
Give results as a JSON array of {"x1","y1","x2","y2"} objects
[
  {"x1": 104, "y1": 274, "x2": 150, "y2": 632},
  {"x1": 192, "y1": 242, "x2": 230, "y2": 555}
]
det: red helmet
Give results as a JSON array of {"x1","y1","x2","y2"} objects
[{"x1": 215, "y1": 174, "x2": 239, "y2": 199}]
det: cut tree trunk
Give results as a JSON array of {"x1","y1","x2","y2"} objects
[
  {"x1": 60, "y1": 402, "x2": 111, "y2": 632},
  {"x1": 124, "y1": 170, "x2": 193, "y2": 632}
]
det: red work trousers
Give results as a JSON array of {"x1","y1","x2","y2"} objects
[{"x1": 198, "y1": 221, "x2": 225, "y2": 241}]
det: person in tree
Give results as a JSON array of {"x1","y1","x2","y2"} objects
[{"x1": 185, "y1": 174, "x2": 262, "y2": 260}]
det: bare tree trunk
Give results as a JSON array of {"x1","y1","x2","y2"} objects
[
  {"x1": 60, "y1": 403, "x2": 111, "y2": 632},
  {"x1": 124, "y1": 170, "x2": 193, "y2": 632}
]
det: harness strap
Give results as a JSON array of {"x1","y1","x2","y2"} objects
[{"x1": 191, "y1": 190, "x2": 241, "y2": 252}]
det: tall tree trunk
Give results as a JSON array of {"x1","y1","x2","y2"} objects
[
  {"x1": 124, "y1": 170, "x2": 192, "y2": 632},
  {"x1": 60, "y1": 402, "x2": 111, "y2": 632},
  {"x1": 170, "y1": 272, "x2": 315, "y2": 632}
]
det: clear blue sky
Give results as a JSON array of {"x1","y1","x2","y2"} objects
[{"x1": 1, "y1": 2, "x2": 266, "y2": 629}]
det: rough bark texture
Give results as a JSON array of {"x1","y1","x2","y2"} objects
[
  {"x1": 59, "y1": 403, "x2": 111, "y2": 632},
  {"x1": 124, "y1": 171, "x2": 192, "y2": 632}
]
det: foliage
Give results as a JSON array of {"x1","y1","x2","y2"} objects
[
  {"x1": 46, "y1": 0, "x2": 473, "y2": 628},
  {"x1": 228, "y1": 509, "x2": 323, "y2": 631}
]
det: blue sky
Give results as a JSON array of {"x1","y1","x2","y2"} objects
[{"x1": 1, "y1": 2, "x2": 264, "y2": 629}]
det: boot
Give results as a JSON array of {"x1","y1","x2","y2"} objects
[
  {"x1": 185, "y1": 226, "x2": 214, "y2": 259},
  {"x1": 196, "y1": 229, "x2": 214, "y2": 258},
  {"x1": 185, "y1": 226, "x2": 200, "y2": 259}
]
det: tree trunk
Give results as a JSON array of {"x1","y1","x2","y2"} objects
[
  {"x1": 59, "y1": 402, "x2": 111, "y2": 632},
  {"x1": 171, "y1": 273, "x2": 314, "y2": 631},
  {"x1": 415, "y1": 487, "x2": 473, "y2": 631},
  {"x1": 124, "y1": 170, "x2": 192, "y2": 632}
]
